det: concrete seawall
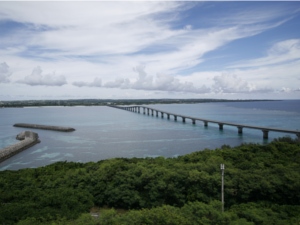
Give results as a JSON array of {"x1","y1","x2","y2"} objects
[
  {"x1": 0, "y1": 131, "x2": 40, "y2": 163},
  {"x1": 14, "y1": 123, "x2": 75, "y2": 132}
]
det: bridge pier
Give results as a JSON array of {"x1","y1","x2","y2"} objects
[
  {"x1": 262, "y1": 130, "x2": 269, "y2": 139},
  {"x1": 218, "y1": 123, "x2": 223, "y2": 130},
  {"x1": 112, "y1": 106, "x2": 300, "y2": 140},
  {"x1": 237, "y1": 126, "x2": 243, "y2": 134}
]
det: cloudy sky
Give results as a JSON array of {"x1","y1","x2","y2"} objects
[{"x1": 0, "y1": 1, "x2": 300, "y2": 100}]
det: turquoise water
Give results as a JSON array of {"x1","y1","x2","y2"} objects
[{"x1": 1, "y1": 100, "x2": 300, "y2": 170}]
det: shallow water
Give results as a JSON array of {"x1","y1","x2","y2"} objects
[{"x1": 1, "y1": 100, "x2": 299, "y2": 170}]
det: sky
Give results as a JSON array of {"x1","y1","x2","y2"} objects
[{"x1": 0, "y1": 1, "x2": 300, "y2": 100}]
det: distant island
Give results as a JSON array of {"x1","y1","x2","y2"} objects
[{"x1": 0, "y1": 98, "x2": 275, "y2": 108}]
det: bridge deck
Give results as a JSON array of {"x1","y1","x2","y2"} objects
[
  {"x1": 143, "y1": 106, "x2": 299, "y2": 134},
  {"x1": 111, "y1": 105, "x2": 300, "y2": 138}
]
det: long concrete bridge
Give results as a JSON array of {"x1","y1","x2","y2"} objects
[{"x1": 110, "y1": 105, "x2": 300, "y2": 140}]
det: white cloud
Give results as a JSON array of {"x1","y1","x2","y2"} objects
[
  {"x1": 0, "y1": 2, "x2": 299, "y2": 99},
  {"x1": 212, "y1": 73, "x2": 273, "y2": 93},
  {"x1": 184, "y1": 25, "x2": 192, "y2": 30},
  {"x1": 0, "y1": 2, "x2": 184, "y2": 57},
  {"x1": 0, "y1": 1, "x2": 291, "y2": 72},
  {"x1": 0, "y1": 62, "x2": 12, "y2": 83},
  {"x1": 103, "y1": 65, "x2": 210, "y2": 94},
  {"x1": 230, "y1": 39, "x2": 300, "y2": 68},
  {"x1": 17, "y1": 66, "x2": 67, "y2": 86},
  {"x1": 72, "y1": 77, "x2": 102, "y2": 87},
  {"x1": 104, "y1": 78, "x2": 131, "y2": 89}
]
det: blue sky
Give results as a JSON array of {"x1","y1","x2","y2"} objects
[{"x1": 0, "y1": 1, "x2": 300, "y2": 100}]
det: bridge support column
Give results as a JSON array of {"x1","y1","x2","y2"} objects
[
  {"x1": 182, "y1": 117, "x2": 185, "y2": 123},
  {"x1": 219, "y1": 123, "x2": 223, "y2": 130},
  {"x1": 143, "y1": 107, "x2": 145, "y2": 114},
  {"x1": 167, "y1": 114, "x2": 170, "y2": 119},
  {"x1": 237, "y1": 126, "x2": 243, "y2": 134},
  {"x1": 262, "y1": 130, "x2": 269, "y2": 139},
  {"x1": 174, "y1": 115, "x2": 177, "y2": 121},
  {"x1": 161, "y1": 112, "x2": 164, "y2": 118},
  {"x1": 204, "y1": 121, "x2": 208, "y2": 127},
  {"x1": 151, "y1": 109, "x2": 154, "y2": 116},
  {"x1": 192, "y1": 119, "x2": 196, "y2": 125},
  {"x1": 147, "y1": 109, "x2": 149, "y2": 115},
  {"x1": 138, "y1": 107, "x2": 140, "y2": 113},
  {"x1": 156, "y1": 111, "x2": 158, "y2": 117}
]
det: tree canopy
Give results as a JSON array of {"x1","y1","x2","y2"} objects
[{"x1": 0, "y1": 137, "x2": 299, "y2": 224}]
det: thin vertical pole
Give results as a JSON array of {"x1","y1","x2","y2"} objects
[{"x1": 220, "y1": 164, "x2": 225, "y2": 212}]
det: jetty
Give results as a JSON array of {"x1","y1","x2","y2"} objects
[
  {"x1": 14, "y1": 123, "x2": 75, "y2": 132},
  {"x1": 0, "y1": 131, "x2": 40, "y2": 163},
  {"x1": 111, "y1": 105, "x2": 300, "y2": 140}
]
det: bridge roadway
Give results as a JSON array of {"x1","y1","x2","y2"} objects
[{"x1": 110, "y1": 105, "x2": 300, "y2": 140}]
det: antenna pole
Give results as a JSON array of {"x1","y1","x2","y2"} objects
[{"x1": 220, "y1": 164, "x2": 225, "y2": 212}]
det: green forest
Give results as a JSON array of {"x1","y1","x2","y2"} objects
[{"x1": 0, "y1": 137, "x2": 299, "y2": 224}]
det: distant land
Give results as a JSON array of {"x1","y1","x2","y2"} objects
[{"x1": 0, "y1": 98, "x2": 275, "y2": 108}]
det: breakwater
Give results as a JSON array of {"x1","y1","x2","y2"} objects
[
  {"x1": 0, "y1": 131, "x2": 40, "y2": 163},
  {"x1": 14, "y1": 123, "x2": 75, "y2": 132}
]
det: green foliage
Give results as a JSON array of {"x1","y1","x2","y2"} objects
[{"x1": 0, "y1": 139, "x2": 300, "y2": 224}]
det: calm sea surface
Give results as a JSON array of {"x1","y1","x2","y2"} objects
[{"x1": 1, "y1": 100, "x2": 300, "y2": 171}]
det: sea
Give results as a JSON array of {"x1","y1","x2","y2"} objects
[{"x1": 1, "y1": 100, "x2": 300, "y2": 171}]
